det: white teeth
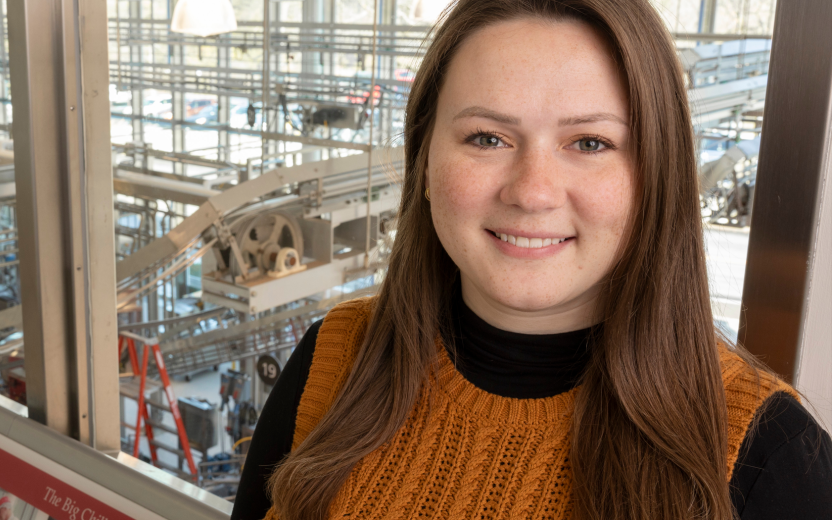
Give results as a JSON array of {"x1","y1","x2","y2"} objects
[{"x1": 496, "y1": 232, "x2": 569, "y2": 248}]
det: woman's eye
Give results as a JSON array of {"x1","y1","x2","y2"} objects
[
  {"x1": 474, "y1": 135, "x2": 503, "y2": 147},
  {"x1": 577, "y1": 138, "x2": 604, "y2": 152}
]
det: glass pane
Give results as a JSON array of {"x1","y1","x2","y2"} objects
[
  {"x1": 0, "y1": 0, "x2": 22, "y2": 406},
  {"x1": 650, "y1": 0, "x2": 778, "y2": 339},
  {"x1": 55, "y1": 0, "x2": 790, "y2": 500}
]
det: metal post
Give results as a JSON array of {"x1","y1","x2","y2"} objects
[
  {"x1": 115, "y1": 0, "x2": 123, "y2": 91},
  {"x1": 739, "y1": 0, "x2": 832, "y2": 427},
  {"x1": 262, "y1": 0, "x2": 271, "y2": 164},
  {"x1": 364, "y1": 0, "x2": 379, "y2": 268},
  {"x1": 217, "y1": 41, "x2": 230, "y2": 163},
  {"x1": 130, "y1": 0, "x2": 144, "y2": 144},
  {"x1": 0, "y1": 0, "x2": 8, "y2": 129},
  {"x1": 173, "y1": 42, "x2": 185, "y2": 176},
  {"x1": 699, "y1": 0, "x2": 718, "y2": 34},
  {"x1": 300, "y1": 0, "x2": 325, "y2": 166},
  {"x1": 8, "y1": 0, "x2": 120, "y2": 451}
]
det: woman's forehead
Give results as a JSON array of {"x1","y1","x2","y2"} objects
[{"x1": 438, "y1": 18, "x2": 628, "y2": 125}]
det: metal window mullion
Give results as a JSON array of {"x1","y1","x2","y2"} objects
[
  {"x1": 8, "y1": 0, "x2": 119, "y2": 451},
  {"x1": 61, "y1": 0, "x2": 93, "y2": 447},
  {"x1": 739, "y1": 0, "x2": 832, "y2": 427},
  {"x1": 9, "y1": 0, "x2": 76, "y2": 436}
]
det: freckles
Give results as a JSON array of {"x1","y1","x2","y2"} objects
[
  {"x1": 435, "y1": 160, "x2": 490, "y2": 209},
  {"x1": 576, "y1": 170, "x2": 632, "y2": 229}
]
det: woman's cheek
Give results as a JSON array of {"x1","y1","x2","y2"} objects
[
  {"x1": 576, "y1": 163, "x2": 633, "y2": 232},
  {"x1": 432, "y1": 156, "x2": 494, "y2": 216}
]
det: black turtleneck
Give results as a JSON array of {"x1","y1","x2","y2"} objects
[
  {"x1": 444, "y1": 289, "x2": 593, "y2": 399},
  {"x1": 231, "y1": 297, "x2": 832, "y2": 520}
]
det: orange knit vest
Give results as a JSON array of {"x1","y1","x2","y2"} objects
[{"x1": 264, "y1": 297, "x2": 796, "y2": 520}]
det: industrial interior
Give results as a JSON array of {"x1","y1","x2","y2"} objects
[{"x1": 0, "y1": 0, "x2": 808, "y2": 507}]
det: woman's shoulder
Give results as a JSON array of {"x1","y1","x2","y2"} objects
[
  {"x1": 731, "y1": 392, "x2": 832, "y2": 517},
  {"x1": 718, "y1": 344, "x2": 797, "y2": 402},
  {"x1": 291, "y1": 295, "x2": 377, "y2": 449},
  {"x1": 716, "y1": 344, "x2": 801, "y2": 479},
  {"x1": 316, "y1": 295, "x2": 377, "y2": 340},
  {"x1": 312, "y1": 295, "x2": 377, "y2": 366},
  {"x1": 324, "y1": 294, "x2": 377, "y2": 316},
  {"x1": 716, "y1": 344, "x2": 832, "y2": 517}
]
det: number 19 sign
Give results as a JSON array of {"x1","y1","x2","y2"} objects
[{"x1": 256, "y1": 354, "x2": 281, "y2": 386}]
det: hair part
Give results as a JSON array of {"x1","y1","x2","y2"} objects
[{"x1": 269, "y1": 2, "x2": 749, "y2": 519}]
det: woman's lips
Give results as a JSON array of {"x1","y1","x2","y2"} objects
[{"x1": 486, "y1": 229, "x2": 574, "y2": 258}]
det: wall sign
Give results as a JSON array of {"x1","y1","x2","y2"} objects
[
  {"x1": 0, "y1": 447, "x2": 134, "y2": 520},
  {"x1": 256, "y1": 354, "x2": 281, "y2": 386}
]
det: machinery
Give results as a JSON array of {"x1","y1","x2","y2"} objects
[
  {"x1": 179, "y1": 396, "x2": 220, "y2": 455},
  {"x1": 699, "y1": 136, "x2": 761, "y2": 227},
  {"x1": 219, "y1": 210, "x2": 306, "y2": 280}
]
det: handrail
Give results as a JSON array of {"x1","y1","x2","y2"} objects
[{"x1": 0, "y1": 404, "x2": 231, "y2": 519}]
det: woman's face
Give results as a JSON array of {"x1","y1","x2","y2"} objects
[{"x1": 427, "y1": 18, "x2": 633, "y2": 333}]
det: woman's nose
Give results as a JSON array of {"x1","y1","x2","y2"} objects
[{"x1": 500, "y1": 147, "x2": 567, "y2": 213}]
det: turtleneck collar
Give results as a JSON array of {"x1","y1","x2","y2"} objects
[{"x1": 443, "y1": 285, "x2": 595, "y2": 399}]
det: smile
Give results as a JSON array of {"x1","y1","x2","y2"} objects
[{"x1": 489, "y1": 230, "x2": 573, "y2": 249}]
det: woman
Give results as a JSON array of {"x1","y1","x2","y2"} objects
[{"x1": 232, "y1": 1, "x2": 831, "y2": 519}]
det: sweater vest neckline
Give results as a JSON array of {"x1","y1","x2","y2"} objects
[{"x1": 436, "y1": 345, "x2": 578, "y2": 426}]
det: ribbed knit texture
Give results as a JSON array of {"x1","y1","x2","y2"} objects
[{"x1": 265, "y1": 297, "x2": 796, "y2": 520}]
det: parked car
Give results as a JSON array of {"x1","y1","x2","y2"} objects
[
  {"x1": 186, "y1": 97, "x2": 216, "y2": 117},
  {"x1": 186, "y1": 104, "x2": 219, "y2": 125}
]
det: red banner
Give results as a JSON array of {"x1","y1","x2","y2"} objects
[{"x1": 0, "y1": 447, "x2": 134, "y2": 520}]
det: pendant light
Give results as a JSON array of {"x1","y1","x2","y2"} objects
[{"x1": 171, "y1": 0, "x2": 238, "y2": 38}]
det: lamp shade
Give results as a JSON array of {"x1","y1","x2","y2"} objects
[{"x1": 171, "y1": 0, "x2": 238, "y2": 37}]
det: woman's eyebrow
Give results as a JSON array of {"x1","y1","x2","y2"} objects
[
  {"x1": 452, "y1": 106, "x2": 520, "y2": 125},
  {"x1": 452, "y1": 107, "x2": 627, "y2": 127},
  {"x1": 559, "y1": 112, "x2": 628, "y2": 126}
]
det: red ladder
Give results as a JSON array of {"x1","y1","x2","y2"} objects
[{"x1": 119, "y1": 332, "x2": 198, "y2": 478}]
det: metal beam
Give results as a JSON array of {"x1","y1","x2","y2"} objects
[
  {"x1": 115, "y1": 150, "x2": 402, "y2": 283},
  {"x1": 8, "y1": 0, "x2": 119, "y2": 450},
  {"x1": 673, "y1": 32, "x2": 770, "y2": 42},
  {"x1": 739, "y1": 0, "x2": 832, "y2": 426}
]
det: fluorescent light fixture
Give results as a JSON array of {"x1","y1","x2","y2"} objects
[{"x1": 171, "y1": 0, "x2": 238, "y2": 37}]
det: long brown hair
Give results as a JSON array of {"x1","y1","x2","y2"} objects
[{"x1": 270, "y1": 1, "x2": 738, "y2": 518}]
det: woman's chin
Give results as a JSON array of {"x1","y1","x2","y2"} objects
[{"x1": 474, "y1": 284, "x2": 587, "y2": 314}]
